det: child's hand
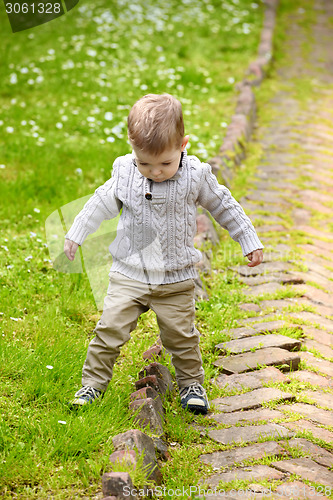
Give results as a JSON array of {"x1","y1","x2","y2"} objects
[
  {"x1": 246, "y1": 249, "x2": 263, "y2": 267},
  {"x1": 64, "y1": 239, "x2": 79, "y2": 261}
]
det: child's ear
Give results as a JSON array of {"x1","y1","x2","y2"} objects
[{"x1": 181, "y1": 135, "x2": 190, "y2": 151}]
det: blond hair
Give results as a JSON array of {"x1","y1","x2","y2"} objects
[{"x1": 127, "y1": 93, "x2": 185, "y2": 155}]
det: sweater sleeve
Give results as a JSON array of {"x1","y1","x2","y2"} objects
[
  {"x1": 197, "y1": 162, "x2": 264, "y2": 256},
  {"x1": 65, "y1": 160, "x2": 122, "y2": 245}
]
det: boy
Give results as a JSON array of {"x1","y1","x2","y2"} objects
[{"x1": 64, "y1": 93, "x2": 263, "y2": 414}]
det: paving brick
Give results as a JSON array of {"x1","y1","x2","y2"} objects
[
  {"x1": 289, "y1": 370, "x2": 333, "y2": 388},
  {"x1": 303, "y1": 326, "x2": 333, "y2": 347},
  {"x1": 239, "y1": 303, "x2": 262, "y2": 312},
  {"x1": 129, "y1": 398, "x2": 164, "y2": 434},
  {"x1": 291, "y1": 284, "x2": 333, "y2": 307},
  {"x1": 109, "y1": 450, "x2": 137, "y2": 468},
  {"x1": 294, "y1": 271, "x2": 333, "y2": 293},
  {"x1": 289, "y1": 311, "x2": 333, "y2": 332},
  {"x1": 297, "y1": 225, "x2": 333, "y2": 242},
  {"x1": 282, "y1": 420, "x2": 333, "y2": 444},
  {"x1": 209, "y1": 408, "x2": 285, "y2": 426},
  {"x1": 210, "y1": 387, "x2": 294, "y2": 413},
  {"x1": 142, "y1": 344, "x2": 163, "y2": 361},
  {"x1": 231, "y1": 261, "x2": 294, "y2": 277},
  {"x1": 271, "y1": 457, "x2": 333, "y2": 487},
  {"x1": 302, "y1": 259, "x2": 333, "y2": 280},
  {"x1": 208, "y1": 424, "x2": 293, "y2": 445},
  {"x1": 112, "y1": 429, "x2": 161, "y2": 483},
  {"x1": 102, "y1": 472, "x2": 136, "y2": 499},
  {"x1": 199, "y1": 441, "x2": 285, "y2": 468},
  {"x1": 138, "y1": 362, "x2": 174, "y2": 394},
  {"x1": 301, "y1": 244, "x2": 333, "y2": 262},
  {"x1": 256, "y1": 224, "x2": 287, "y2": 233},
  {"x1": 243, "y1": 282, "x2": 286, "y2": 297},
  {"x1": 130, "y1": 386, "x2": 163, "y2": 417},
  {"x1": 225, "y1": 326, "x2": 258, "y2": 339},
  {"x1": 240, "y1": 314, "x2": 276, "y2": 325},
  {"x1": 212, "y1": 366, "x2": 289, "y2": 391},
  {"x1": 299, "y1": 351, "x2": 333, "y2": 377},
  {"x1": 203, "y1": 465, "x2": 285, "y2": 488},
  {"x1": 277, "y1": 402, "x2": 333, "y2": 427},
  {"x1": 259, "y1": 299, "x2": 296, "y2": 311},
  {"x1": 304, "y1": 339, "x2": 333, "y2": 359},
  {"x1": 215, "y1": 334, "x2": 301, "y2": 355},
  {"x1": 274, "y1": 480, "x2": 331, "y2": 500},
  {"x1": 303, "y1": 390, "x2": 333, "y2": 410},
  {"x1": 280, "y1": 438, "x2": 333, "y2": 468},
  {"x1": 240, "y1": 272, "x2": 304, "y2": 286},
  {"x1": 213, "y1": 347, "x2": 300, "y2": 374}
]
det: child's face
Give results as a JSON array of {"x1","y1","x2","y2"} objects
[{"x1": 132, "y1": 136, "x2": 189, "y2": 183}]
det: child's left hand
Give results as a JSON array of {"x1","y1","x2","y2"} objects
[{"x1": 246, "y1": 249, "x2": 263, "y2": 267}]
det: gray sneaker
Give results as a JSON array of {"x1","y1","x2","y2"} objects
[
  {"x1": 70, "y1": 386, "x2": 104, "y2": 406},
  {"x1": 180, "y1": 382, "x2": 210, "y2": 415}
]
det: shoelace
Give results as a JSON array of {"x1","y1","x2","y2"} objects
[
  {"x1": 76, "y1": 386, "x2": 101, "y2": 399},
  {"x1": 180, "y1": 383, "x2": 206, "y2": 399}
]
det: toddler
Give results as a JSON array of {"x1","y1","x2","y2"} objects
[{"x1": 64, "y1": 93, "x2": 263, "y2": 414}]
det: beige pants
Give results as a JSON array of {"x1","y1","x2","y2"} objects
[{"x1": 82, "y1": 271, "x2": 204, "y2": 391}]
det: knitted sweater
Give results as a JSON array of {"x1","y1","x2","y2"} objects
[{"x1": 65, "y1": 149, "x2": 263, "y2": 284}]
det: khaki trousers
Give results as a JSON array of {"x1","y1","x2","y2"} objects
[{"x1": 82, "y1": 271, "x2": 204, "y2": 392}]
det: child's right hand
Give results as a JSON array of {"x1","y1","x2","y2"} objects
[{"x1": 64, "y1": 239, "x2": 79, "y2": 261}]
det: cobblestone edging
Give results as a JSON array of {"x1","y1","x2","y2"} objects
[
  {"x1": 194, "y1": 0, "x2": 279, "y2": 299},
  {"x1": 99, "y1": 2, "x2": 281, "y2": 498}
]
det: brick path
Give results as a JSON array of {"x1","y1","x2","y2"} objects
[{"x1": 198, "y1": 2, "x2": 333, "y2": 498}]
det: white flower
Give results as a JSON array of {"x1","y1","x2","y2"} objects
[
  {"x1": 228, "y1": 77, "x2": 235, "y2": 84},
  {"x1": 56, "y1": 122, "x2": 63, "y2": 129},
  {"x1": 221, "y1": 122, "x2": 228, "y2": 128},
  {"x1": 24, "y1": 255, "x2": 33, "y2": 261},
  {"x1": 58, "y1": 420, "x2": 67, "y2": 425},
  {"x1": 46, "y1": 365, "x2": 54, "y2": 370},
  {"x1": 75, "y1": 168, "x2": 83, "y2": 175},
  {"x1": 20, "y1": 67, "x2": 29, "y2": 74},
  {"x1": 7, "y1": 265, "x2": 14, "y2": 269},
  {"x1": 10, "y1": 73, "x2": 17, "y2": 84},
  {"x1": 10, "y1": 317, "x2": 22, "y2": 321},
  {"x1": 48, "y1": 49, "x2": 55, "y2": 55},
  {"x1": 104, "y1": 112, "x2": 113, "y2": 121},
  {"x1": 27, "y1": 79, "x2": 35, "y2": 85},
  {"x1": 106, "y1": 136, "x2": 115, "y2": 142},
  {"x1": 0, "y1": 120, "x2": 3, "y2": 126},
  {"x1": 33, "y1": 208, "x2": 40, "y2": 213},
  {"x1": 101, "y1": 96, "x2": 108, "y2": 102},
  {"x1": 1, "y1": 246, "x2": 8, "y2": 251},
  {"x1": 87, "y1": 49, "x2": 97, "y2": 57},
  {"x1": 0, "y1": 165, "x2": 5, "y2": 169},
  {"x1": 87, "y1": 116, "x2": 95, "y2": 122},
  {"x1": 21, "y1": 120, "x2": 27, "y2": 126},
  {"x1": 30, "y1": 232, "x2": 36, "y2": 238},
  {"x1": 6, "y1": 127, "x2": 14, "y2": 133},
  {"x1": 36, "y1": 76, "x2": 44, "y2": 83}
]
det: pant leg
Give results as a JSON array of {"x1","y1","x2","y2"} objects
[
  {"x1": 150, "y1": 279, "x2": 204, "y2": 390},
  {"x1": 82, "y1": 272, "x2": 149, "y2": 391}
]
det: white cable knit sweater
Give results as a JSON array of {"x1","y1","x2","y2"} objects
[{"x1": 65, "y1": 149, "x2": 263, "y2": 284}]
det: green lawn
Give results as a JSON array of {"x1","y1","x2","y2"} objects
[{"x1": 0, "y1": 0, "x2": 265, "y2": 498}]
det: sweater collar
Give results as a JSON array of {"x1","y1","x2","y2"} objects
[{"x1": 131, "y1": 148, "x2": 187, "y2": 182}]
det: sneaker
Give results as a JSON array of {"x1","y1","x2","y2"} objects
[
  {"x1": 70, "y1": 386, "x2": 104, "y2": 407},
  {"x1": 180, "y1": 382, "x2": 210, "y2": 415}
]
